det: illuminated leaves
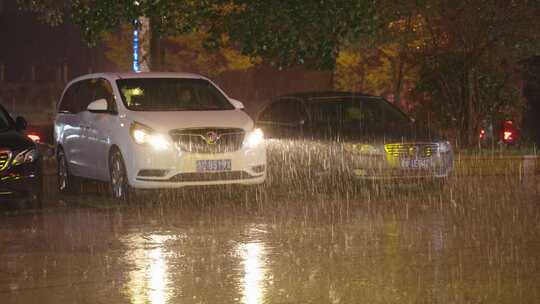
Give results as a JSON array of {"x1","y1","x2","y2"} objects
[
  {"x1": 102, "y1": 26, "x2": 257, "y2": 76},
  {"x1": 19, "y1": 0, "x2": 381, "y2": 70},
  {"x1": 213, "y1": 0, "x2": 379, "y2": 70},
  {"x1": 16, "y1": 0, "x2": 67, "y2": 26}
]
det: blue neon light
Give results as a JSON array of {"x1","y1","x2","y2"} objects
[{"x1": 133, "y1": 29, "x2": 140, "y2": 72}]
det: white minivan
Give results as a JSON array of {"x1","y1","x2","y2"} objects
[{"x1": 54, "y1": 72, "x2": 266, "y2": 201}]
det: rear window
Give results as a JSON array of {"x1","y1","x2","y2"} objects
[{"x1": 116, "y1": 78, "x2": 235, "y2": 111}]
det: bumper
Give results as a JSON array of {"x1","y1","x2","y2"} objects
[
  {"x1": 351, "y1": 153, "x2": 453, "y2": 180},
  {"x1": 125, "y1": 144, "x2": 266, "y2": 189},
  {"x1": 352, "y1": 169, "x2": 451, "y2": 180},
  {"x1": 267, "y1": 139, "x2": 453, "y2": 182},
  {"x1": 0, "y1": 162, "x2": 41, "y2": 203}
]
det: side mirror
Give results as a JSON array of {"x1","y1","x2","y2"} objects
[
  {"x1": 229, "y1": 98, "x2": 245, "y2": 110},
  {"x1": 87, "y1": 98, "x2": 109, "y2": 113},
  {"x1": 15, "y1": 116, "x2": 27, "y2": 131}
]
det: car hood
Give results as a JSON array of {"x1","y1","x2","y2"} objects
[
  {"x1": 125, "y1": 110, "x2": 254, "y2": 133},
  {"x1": 311, "y1": 123, "x2": 445, "y2": 144},
  {"x1": 0, "y1": 129, "x2": 34, "y2": 151},
  {"x1": 371, "y1": 125, "x2": 444, "y2": 143}
]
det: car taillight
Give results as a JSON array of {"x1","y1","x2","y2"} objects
[
  {"x1": 503, "y1": 131, "x2": 513, "y2": 142},
  {"x1": 479, "y1": 129, "x2": 486, "y2": 139},
  {"x1": 27, "y1": 134, "x2": 40, "y2": 142}
]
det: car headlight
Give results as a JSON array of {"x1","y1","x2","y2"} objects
[
  {"x1": 438, "y1": 141, "x2": 452, "y2": 153},
  {"x1": 13, "y1": 148, "x2": 39, "y2": 165},
  {"x1": 130, "y1": 121, "x2": 171, "y2": 151},
  {"x1": 244, "y1": 128, "x2": 264, "y2": 149}
]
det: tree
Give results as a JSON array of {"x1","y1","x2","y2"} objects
[
  {"x1": 18, "y1": 0, "x2": 380, "y2": 71},
  {"x1": 102, "y1": 25, "x2": 257, "y2": 76},
  {"x1": 522, "y1": 56, "x2": 540, "y2": 146},
  {"x1": 334, "y1": 0, "x2": 540, "y2": 146},
  {"x1": 210, "y1": 0, "x2": 379, "y2": 70},
  {"x1": 17, "y1": 0, "x2": 214, "y2": 70},
  {"x1": 409, "y1": 0, "x2": 540, "y2": 146},
  {"x1": 333, "y1": 3, "x2": 426, "y2": 108}
]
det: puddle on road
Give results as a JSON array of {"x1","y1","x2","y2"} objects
[{"x1": 0, "y1": 175, "x2": 539, "y2": 304}]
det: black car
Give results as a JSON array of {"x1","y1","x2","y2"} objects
[
  {"x1": 256, "y1": 92, "x2": 453, "y2": 181},
  {"x1": 0, "y1": 104, "x2": 42, "y2": 207}
]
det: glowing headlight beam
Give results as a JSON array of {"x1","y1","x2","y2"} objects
[
  {"x1": 131, "y1": 122, "x2": 171, "y2": 151},
  {"x1": 244, "y1": 128, "x2": 264, "y2": 149},
  {"x1": 438, "y1": 141, "x2": 452, "y2": 153},
  {"x1": 148, "y1": 134, "x2": 170, "y2": 151},
  {"x1": 133, "y1": 129, "x2": 148, "y2": 144}
]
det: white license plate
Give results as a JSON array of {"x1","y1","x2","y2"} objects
[
  {"x1": 400, "y1": 158, "x2": 432, "y2": 169},
  {"x1": 196, "y1": 159, "x2": 231, "y2": 172}
]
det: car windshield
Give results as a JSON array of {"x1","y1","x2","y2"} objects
[
  {"x1": 0, "y1": 107, "x2": 12, "y2": 131},
  {"x1": 308, "y1": 97, "x2": 411, "y2": 132},
  {"x1": 116, "y1": 78, "x2": 235, "y2": 111}
]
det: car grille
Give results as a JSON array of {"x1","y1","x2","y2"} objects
[
  {"x1": 384, "y1": 143, "x2": 438, "y2": 158},
  {"x1": 137, "y1": 171, "x2": 260, "y2": 182},
  {"x1": 169, "y1": 171, "x2": 256, "y2": 182},
  {"x1": 0, "y1": 150, "x2": 12, "y2": 172},
  {"x1": 170, "y1": 128, "x2": 245, "y2": 154}
]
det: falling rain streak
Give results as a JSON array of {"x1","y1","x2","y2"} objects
[{"x1": 0, "y1": 143, "x2": 539, "y2": 304}]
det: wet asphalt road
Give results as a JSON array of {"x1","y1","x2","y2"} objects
[{"x1": 1, "y1": 173, "x2": 539, "y2": 304}]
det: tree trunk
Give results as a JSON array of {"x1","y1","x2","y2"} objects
[
  {"x1": 394, "y1": 58, "x2": 405, "y2": 110},
  {"x1": 466, "y1": 68, "x2": 477, "y2": 147},
  {"x1": 150, "y1": 34, "x2": 161, "y2": 71},
  {"x1": 149, "y1": 16, "x2": 166, "y2": 71},
  {"x1": 138, "y1": 17, "x2": 151, "y2": 72}
]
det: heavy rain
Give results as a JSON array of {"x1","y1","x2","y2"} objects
[
  {"x1": 1, "y1": 145, "x2": 539, "y2": 304},
  {"x1": 2, "y1": 1, "x2": 540, "y2": 303}
]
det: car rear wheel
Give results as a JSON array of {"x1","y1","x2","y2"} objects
[{"x1": 109, "y1": 149, "x2": 131, "y2": 203}]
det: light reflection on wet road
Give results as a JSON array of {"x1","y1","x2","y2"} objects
[{"x1": 1, "y1": 175, "x2": 539, "y2": 304}]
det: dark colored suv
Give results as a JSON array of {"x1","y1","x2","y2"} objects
[
  {"x1": 0, "y1": 104, "x2": 42, "y2": 207},
  {"x1": 256, "y1": 92, "x2": 453, "y2": 181}
]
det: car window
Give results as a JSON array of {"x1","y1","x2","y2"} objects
[
  {"x1": 310, "y1": 101, "x2": 343, "y2": 126},
  {"x1": 0, "y1": 105, "x2": 12, "y2": 131},
  {"x1": 258, "y1": 103, "x2": 276, "y2": 121},
  {"x1": 116, "y1": 78, "x2": 235, "y2": 111},
  {"x1": 93, "y1": 78, "x2": 116, "y2": 112},
  {"x1": 259, "y1": 99, "x2": 305, "y2": 124},
  {"x1": 59, "y1": 79, "x2": 116, "y2": 114},
  {"x1": 58, "y1": 82, "x2": 79, "y2": 114},
  {"x1": 308, "y1": 97, "x2": 410, "y2": 130},
  {"x1": 76, "y1": 79, "x2": 95, "y2": 113}
]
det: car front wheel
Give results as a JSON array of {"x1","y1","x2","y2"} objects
[
  {"x1": 57, "y1": 148, "x2": 75, "y2": 194},
  {"x1": 109, "y1": 149, "x2": 131, "y2": 202}
]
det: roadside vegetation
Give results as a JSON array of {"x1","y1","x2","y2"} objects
[{"x1": 17, "y1": 0, "x2": 540, "y2": 148}]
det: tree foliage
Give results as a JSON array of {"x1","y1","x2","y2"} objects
[
  {"x1": 409, "y1": 0, "x2": 540, "y2": 145},
  {"x1": 207, "y1": 0, "x2": 379, "y2": 69},
  {"x1": 102, "y1": 25, "x2": 257, "y2": 76},
  {"x1": 16, "y1": 0, "x2": 68, "y2": 26},
  {"x1": 18, "y1": 0, "x2": 211, "y2": 45},
  {"x1": 334, "y1": 0, "x2": 540, "y2": 145},
  {"x1": 18, "y1": 0, "x2": 540, "y2": 146},
  {"x1": 334, "y1": 3, "x2": 426, "y2": 108},
  {"x1": 18, "y1": 0, "x2": 379, "y2": 70}
]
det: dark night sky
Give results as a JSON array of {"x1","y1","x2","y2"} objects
[{"x1": 0, "y1": 0, "x2": 112, "y2": 82}]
